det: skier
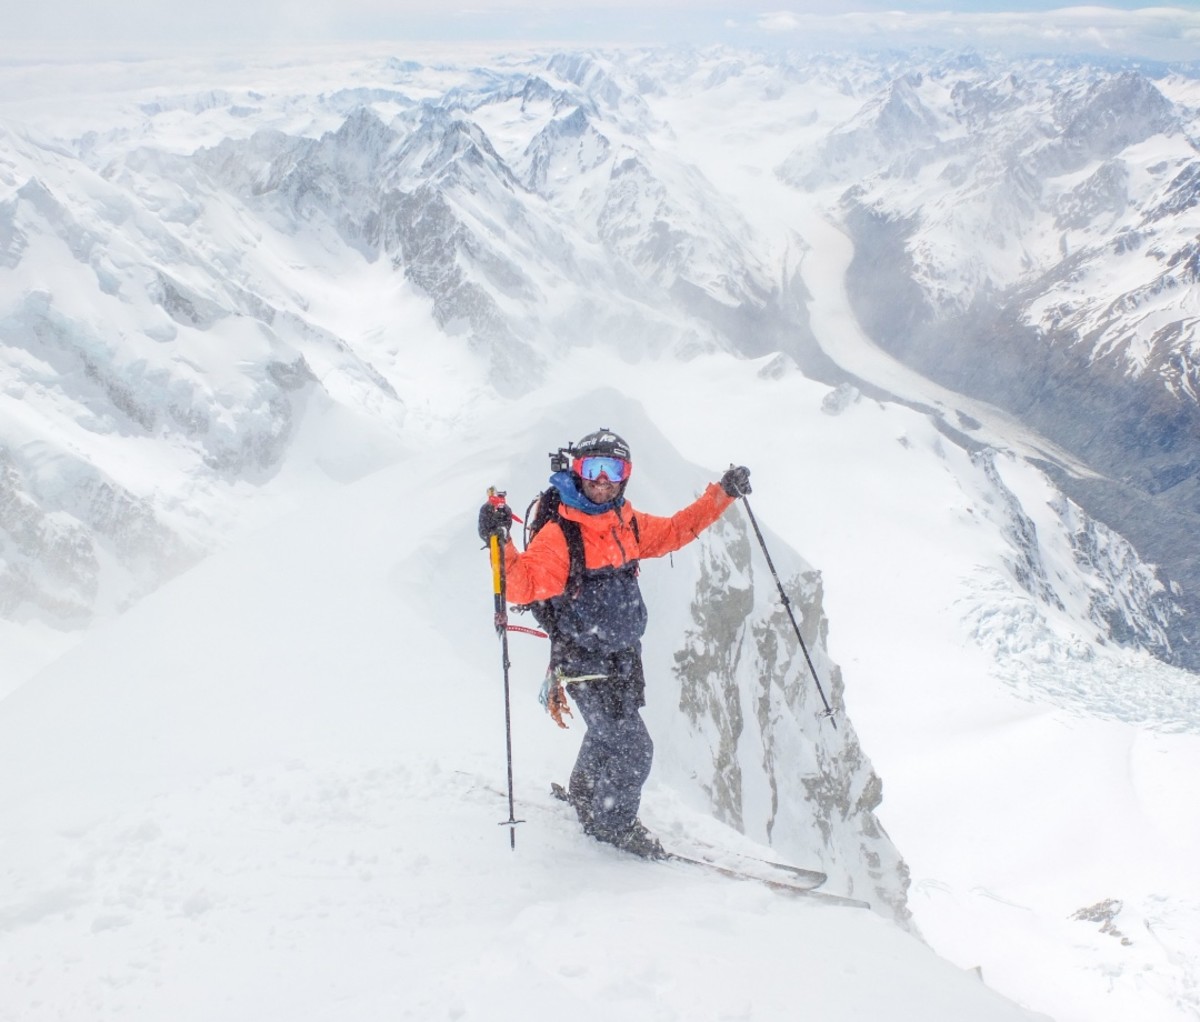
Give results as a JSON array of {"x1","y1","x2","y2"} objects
[{"x1": 478, "y1": 428, "x2": 751, "y2": 858}]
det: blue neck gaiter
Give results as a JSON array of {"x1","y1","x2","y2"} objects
[{"x1": 551, "y1": 470, "x2": 625, "y2": 516}]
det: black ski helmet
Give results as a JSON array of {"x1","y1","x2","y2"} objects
[
  {"x1": 571, "y1": 428, "x2": 633, "y2": 497},
  {"x1": 574, "y1": 428, "x2": 632, "y2": 462}
]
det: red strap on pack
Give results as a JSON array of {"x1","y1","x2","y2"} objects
[{"x1": 506, "y1": 624, "x2": 547, "y2": 638}]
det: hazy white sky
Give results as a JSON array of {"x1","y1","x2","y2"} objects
[{"x1": 3, "y1": 2, "x2": 1198, "y2": 61}]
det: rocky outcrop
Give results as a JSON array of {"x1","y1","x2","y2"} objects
[{"x1": 672, "y1": 507, "x2": 910, "y2": 924}]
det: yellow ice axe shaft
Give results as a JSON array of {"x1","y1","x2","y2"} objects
[{"x1": 487, "y1": 500, "x2": 507, "y2": 636}]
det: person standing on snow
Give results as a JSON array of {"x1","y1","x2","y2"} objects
[{"x1": 478, "y1": 428, "x2": 751, "y2": 858}]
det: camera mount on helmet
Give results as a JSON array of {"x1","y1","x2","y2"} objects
[{"x1": 548, "y1": 443, "x2": 575, "y2": 474}]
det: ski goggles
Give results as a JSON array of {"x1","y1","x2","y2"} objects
[{"x1": 573, "y1": 455, "x2": 631, "y2": 483}]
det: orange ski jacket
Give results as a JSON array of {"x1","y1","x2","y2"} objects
[{"x1": 503, "y1": 482, "x2": 735, "y2": 606}]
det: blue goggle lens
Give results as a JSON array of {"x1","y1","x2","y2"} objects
[{"x1": 577, "y1": 455, "x2": 630, "y2": 482}]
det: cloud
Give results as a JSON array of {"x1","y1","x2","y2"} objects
[
  {"x1": 738, "y1": 7, "x2": 1200, "y2": 61},
  {"x1": 755, "y1": 11, "x2": 803, "y2": 33},
  {"x1": 2, "y1": 2, "x2": 1198, "y2": 61}
]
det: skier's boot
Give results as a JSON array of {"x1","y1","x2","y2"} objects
[{"x1": 610, "y1": 819, "x2": 667, "y2": 860}]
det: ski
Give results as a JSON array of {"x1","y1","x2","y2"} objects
[
  {"x1": 474, "y1": 779, "x2": 868, "y2": 908},
  {"x1": 550, "y1": 782, "x2": 829, "y2": 892},
  {"x1": 683, "y1": 842, "x2": 828, "y2": 886},
  {"x1": 663, "y1": 852, "x2": 871, "y2": 908}
]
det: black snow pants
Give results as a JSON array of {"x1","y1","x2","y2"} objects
[{"x1": 565, "y1": 649, "x2": 653, "y2": 839}]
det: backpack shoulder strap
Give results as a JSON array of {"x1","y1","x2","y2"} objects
[{"x1": 553, "y1": 512, "x2": 586, "y2": 600}]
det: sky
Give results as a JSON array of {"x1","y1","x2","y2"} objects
[{"x1": 3, "y1": 2, "x2": 1198, "y2": 62}]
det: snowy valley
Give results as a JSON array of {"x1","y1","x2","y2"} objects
[{"x1": 1, "y1": 43, "x2": 1199, "y2": 1022}]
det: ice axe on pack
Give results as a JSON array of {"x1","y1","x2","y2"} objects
[{"x1": 725, "y1": 467, "x2": 838, "y2": 729}]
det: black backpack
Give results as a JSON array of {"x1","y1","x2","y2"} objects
[
  {"x1": 517, "y1": 487, "x2": 643, "y2": 634},
  {"x1": 517, "y1": 488, "x2": 586, "y2": 637}
]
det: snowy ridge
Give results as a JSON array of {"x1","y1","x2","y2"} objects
[
  {"x1": 0, "y1": 404, "x2": 1040, "y2": 1021},
  {"x1": 962, "y1": 447, "x2": 1176, "y2": 667},
  {"x1": 4, "y1": 48, "x2": 798, "y2": 627},
  {"x1": 0, "y1": 108, "x2": 417, "y2": 616},
  {"x1": 782, "y1": 60, "x2": 1198, "y2": 352}
]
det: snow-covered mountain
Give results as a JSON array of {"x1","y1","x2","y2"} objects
[
  {"x1": 0, "y1": 49, "x2": 825, "y2": 625},
  {"x1": 778, "y1": 55, "x2": 1200, "y2": 662},
  {"x1": 3, "y1": 43, "x2": 1200, "y2": 1022},
  {"x1": 3, "y1": 48, "x2": 1196, "y2": 661}
]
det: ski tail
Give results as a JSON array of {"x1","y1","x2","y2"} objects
[
  {"x1": 666, "y1": 852, "x2": 868, "y2": 906},
  {"x1": 550, "y1": 781, "x2": 830, "y2": 892}
]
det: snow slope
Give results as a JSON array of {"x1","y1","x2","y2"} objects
[
  {"x1": 612, "y1": 356, "x2": 1200, "y2": 1022},
  {"x1": 0, "y1": 406, "x2": 1045, "y2": 1022},
  {"x1": 4, "y1": 358, "x2": 1199, "y2": 1020}
]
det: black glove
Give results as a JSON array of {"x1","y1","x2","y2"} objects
[
  {"x1": 720, "y1": 465, "x2": 751, "y2": 497},
  {"x1": 478, "y1": 500, "x2": 513, "y2": 541}
]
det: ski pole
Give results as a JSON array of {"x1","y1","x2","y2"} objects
[
  {"x1": 486, "y1": 488, "x2": 524, "y2": 848},
  {"x1": 730, "y1": 476, "x2": 838, "y2": 729}
]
